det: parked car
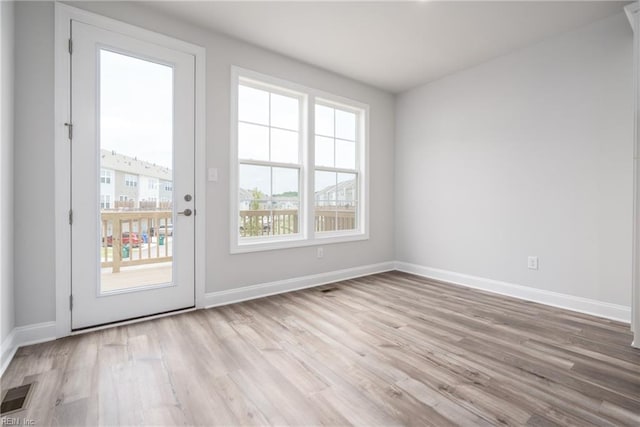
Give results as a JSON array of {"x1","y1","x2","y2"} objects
[{"x1": 105, "y1": 232, "x2": 141, "y2": 248}]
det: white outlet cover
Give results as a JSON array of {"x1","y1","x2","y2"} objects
[{"x1": 528, "y1": 256, "x2": 539, "y2": 270}]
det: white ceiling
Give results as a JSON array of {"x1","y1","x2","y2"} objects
[{"x1": 147, "y1": 1, "x2": 629, "y2": 93}]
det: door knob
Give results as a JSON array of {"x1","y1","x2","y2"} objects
[{"x1": 178, "y1": 208, "x2": 192, "y2": 216}]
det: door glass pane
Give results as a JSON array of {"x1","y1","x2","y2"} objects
[{"x1": 99, "y1": 49, "x2": 174, "y2": 293}]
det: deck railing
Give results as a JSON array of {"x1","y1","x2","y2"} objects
[
  {"x1": 238, "y1": 208, "x2": 356, "y2": 237},
  {"x1": 102, "y1": 208, "x2": 357, "y2": 273},
  {"x1": 101, "y1": 210, "x2": 172, "y2": 273}
]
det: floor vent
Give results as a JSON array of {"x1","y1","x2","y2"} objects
[
  {"x1": 320, "y1": 287, "x2": 337, "y2": 293},
  {"x1": 1, "y1": 383, "x2": 34, "y2": 415}
]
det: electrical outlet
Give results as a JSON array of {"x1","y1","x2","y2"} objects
[
  {"x1": 317, "y1": 247, "x2": 324, "y2": 259},
  {"x1": 528, "y1": 256, "x2": 539, "y2": 270}
]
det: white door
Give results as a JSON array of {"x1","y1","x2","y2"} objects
[{"x1": 70, "y1": 20, "x2": 195, "y2": 329}]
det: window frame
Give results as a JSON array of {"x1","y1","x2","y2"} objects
[
  {"x1": 230, "y1": 66, "x2": 369, "y2": 254},
  {"x1": 100, "y1": 169, "x2": 112, "y2": 184},
  {"x1": 100, "y1": 194, "x2": 111, "y2": 209},
  {"x1": 124, "y1": 174, "x2": 138, "y2": 187},
  {"x1": 313, "y1": 98, "x2": 364, "y2": 239}
]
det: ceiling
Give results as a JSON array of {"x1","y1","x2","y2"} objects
[{"x1": 146, "y1": 1, "x2": 630, "y2": 93}]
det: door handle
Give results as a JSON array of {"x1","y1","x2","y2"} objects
[{"x1": 178, "y1": 208, "x2": 192, "y2": 217}]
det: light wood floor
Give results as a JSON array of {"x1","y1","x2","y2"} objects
[{"x1": 2, "y1": 271, "x2": 639, "y2": 426}]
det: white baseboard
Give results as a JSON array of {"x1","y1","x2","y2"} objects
[
  {"x1": 1, "y1": 321, "x2": 57, "y2": 377},
  {"x1": 204, "y1": 261, "x2": 396, "y2": 308},
  {"x1": 395, "y1": 262, "x2": 631, "y2": 323}
]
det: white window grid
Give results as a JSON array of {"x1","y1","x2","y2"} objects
[{"x1": 230, "y1": 67, "x2": 369, "y2": 253}]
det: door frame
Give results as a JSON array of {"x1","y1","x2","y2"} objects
[{"x1": 54, "y1": 3, "x2": 206, "y2": 338}]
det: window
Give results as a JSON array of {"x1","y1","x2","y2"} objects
[
  {"x1": 100, "y1": 195, "x2": 111, "y2": 209},
  {"x1": 148, "y1": 179, "x2": 158, "y2": 190},
  {"x1": 164, "y1": 183, "x2": 173, "y2": 191},
  {"x1": 231, "y1": 67, "x2": 368, "y2": 252},
  {"x1": 100, "y1": 169, "x2": 112, "y2": 184},
  {"x1": 125, "y1": 174, "x2": 138, "y2": 187},
  {"x1": 314, "y1": 103, "x2": 359, "y2": 233},
  {"x1": 236, "y1": 80, "x2": 303, "y2": 243},
  {"x1": 119, "y1": 195, "x2": 128, "y2": 201}
]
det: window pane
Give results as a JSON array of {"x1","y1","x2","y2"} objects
[
  {"x1": 315, "y1": 136, "x2": 334, "y2": 168},
  {"x1": 335, "y1": 139, "x2": 356, "y2": 170},
  {"x1": 272, "y1": 202, "x2": 299, "y2": 235},
  {"x1": 99, "y1": 49, "x2": 174, "y2": 291},
  {"x1": 271, "y1": 128, "x2": 299, "y2": 164},
  {"x1": 271, "y1": 93, "x2": 299, "y2": 131},
  {"x1": 335, "y1": 109, "x2": 356, "y2": 141},
  {"x1": 315, "y1": 104, "x2": 334, "y2": 137},
  {"x1": 337, "y1": 173, "x2": 357, "y2": 231},
  {"x1": 315, "y1": 201, "x2": 336, "y2": 232},
  {"x1": 238, "y1": 123, "x2": 269, "y2": 161},
  {"x1": 338, "y1": 172, "x2": 357, "y2": 201},
  {"x1": 239, "y1": 85, "x2": 269, "y2": 125},
  {"x1": 315, "y1": 170, "x2": 336, "y2": 196},
  {"x1": 239, "y1": 164, "x2": 271, "y2": 199},
  {"x1": 273, "y1": 171, "x2": 298, "y2": 241},
  {"x1": 239, "y1": 203, "x2": 271, "y2": 237},
  {"x1": 337, "y1": 201, "x2": 357, "y2": 231},
  {"x1": 272, "y1": 167, "x2": 299, "y2": 199}
]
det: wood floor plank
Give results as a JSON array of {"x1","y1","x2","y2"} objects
[{"x1": 2, "y1": 271, "x2": 638, "y2": 426}]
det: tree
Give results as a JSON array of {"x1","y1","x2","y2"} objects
[
  {"x1": 250, "y1": 188, "x2": 264, "y2": 210},
  {"x1": 245, "y1": 188, "x2": 268, "y2": 237}
]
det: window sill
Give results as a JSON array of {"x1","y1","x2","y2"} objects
[{"x1": 230, "y1": 232, "x2": 369, "y2": 254}]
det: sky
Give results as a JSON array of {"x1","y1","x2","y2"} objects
[{"x1": 100, "y1": 49, "x2": 174, "y2": 170}]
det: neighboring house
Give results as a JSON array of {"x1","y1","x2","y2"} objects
[
  {"x1": 100, "y1": 149, "x2": 172, "y2": 209},
  {"x1": 315, "y1": 178, "x2": 356, "y2": 207}
]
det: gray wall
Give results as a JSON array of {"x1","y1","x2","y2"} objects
[
  {"x1": 395, "y1": 13, "x2": 633, "y2": 306},
  {"x1": 13, "y1": 1, "x2": 396, "y2": 327},
  {"x1": 1, "y1": 0, "x2": 15, "y2": 341},
  {"x1": 14, "y1": 2, "x2": 55, "y2": 327}
]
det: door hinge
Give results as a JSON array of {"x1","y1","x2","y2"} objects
[
  {"x1": 64, "y1": 123, "x2": 73, "y2": 140},
  {"x1": 68, "y1": 38, "x2": 73, "y2": 55},
  {"x1": 69, "y1": 295, "x2": 73, "y2": 311},
  {"x1": 68, "y1": 209, "x2": 73, "y2": 225}
]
